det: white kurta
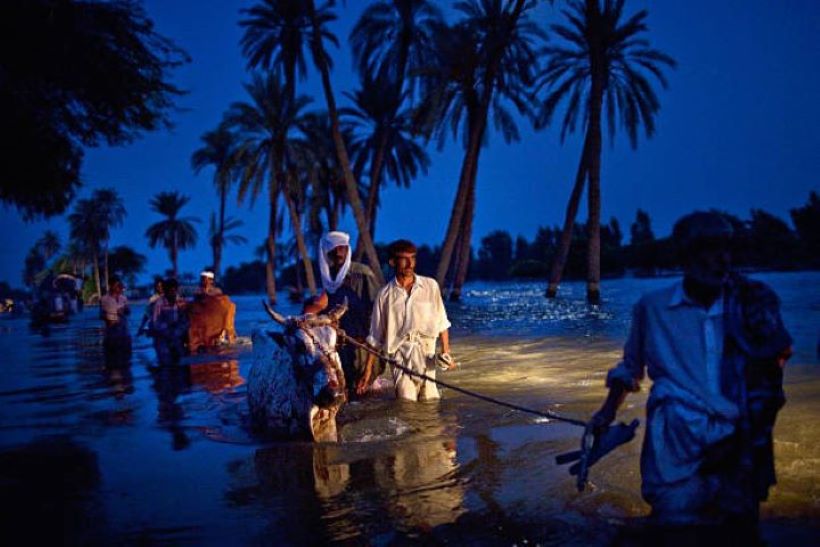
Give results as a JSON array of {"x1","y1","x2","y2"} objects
[
  {"x1": 367, "y1": 275, "x2": 451, "y2": 400},
  {"x1": 100, "y1": 294, "x2": 128, "y2": 324}
]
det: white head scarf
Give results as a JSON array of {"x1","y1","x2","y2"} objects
[{"x1": 319, "y1": 231, "x2": 352, "y2": 294}]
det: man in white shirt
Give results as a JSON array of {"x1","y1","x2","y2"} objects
[
  {"x1": 362, "y1": 239, "x2": 456, "y2": 401},
  {"x1": 99, "y1": 276, "x2": 131, "y2": 360},
  {"x1": 591, "y1": 211, "x2": 792, "y2": 538}
]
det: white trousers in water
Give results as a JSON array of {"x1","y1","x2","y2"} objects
[{"x1": 392, "y1": 337, "x2": 439, "y2": 402}]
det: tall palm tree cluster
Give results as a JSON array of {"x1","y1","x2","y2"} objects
[{"x1": 191, "y1": 0, "x2": 674, "y2": 304}]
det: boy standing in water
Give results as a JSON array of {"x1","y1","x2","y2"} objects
[
  {"x1": 362, "y1": 239, "x2": 455, "y2": 401},
  {"x1": 100, "y1": 276, "x2": 131, "y2": 360},
  {"x1": 151, "y1": 278, "x2": 188, "y2": 365},
  {"x1": 591, "y1": 211, "x2": 791, "y2": 539}
]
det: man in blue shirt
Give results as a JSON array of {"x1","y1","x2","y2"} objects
[{"x1": 592, "y1": 212, "x2": 792, "y2": 535}]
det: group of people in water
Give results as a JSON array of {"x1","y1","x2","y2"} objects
[
  {"x1": 99, "y1": 270, "x2": 237, "y2": 366},
  {"x1": 317, "y1": 212, "x2": 793, "y2": 540},
  {"x1": 93, "y1": 210, "x2": 792, "y2": 539},
  {"x1": 308, "y1": 231, "x2": 456, "y2": 403}
]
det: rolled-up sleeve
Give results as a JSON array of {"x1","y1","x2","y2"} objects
[
  {"x1": 606, "y1": 301, "x2": 646, "y2": 392},
  {"x1": 366, "y1": 292, "x2": 386, "y2": 349},
  {"x1": 433, "y1": 284, "x2": 451, "y2": 333}
]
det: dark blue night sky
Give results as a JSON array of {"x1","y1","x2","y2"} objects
[{"x1": 2, "y1": 0, "x2": 818, "y2": 286}]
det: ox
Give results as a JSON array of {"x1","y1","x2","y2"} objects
[
  {"x1": 187, "y1": 294, "x2": 237, "y2": 353},
  {"x1": 248, "y1": 300, "x2": 348, "y2": 442}
]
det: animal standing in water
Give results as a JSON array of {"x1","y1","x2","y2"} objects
[
  {"x1": 188, "y1": 269, "x2": 237, "y2": 352},
  {"x1": 249, "y1": 296, "x2": 348, "y2": 442}
]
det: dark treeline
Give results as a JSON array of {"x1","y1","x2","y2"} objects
[
  {"x1": 470, "y1": 196, "x2": 820, "y2": 281},
  {"x1": 217, "y1": 192, "x2": 820, "y2": 294}
]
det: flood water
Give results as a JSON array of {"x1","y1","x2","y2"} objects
[{"x1": 1, "y1": 272, "x2": 818, "y2": 545}]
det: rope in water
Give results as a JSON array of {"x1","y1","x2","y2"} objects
[
  {"x1": 260, "y1": 300, "x2": 588, "y2": 428},
  {"x1": 339, "y1": 333, "x2": 588, "y2": 428}
]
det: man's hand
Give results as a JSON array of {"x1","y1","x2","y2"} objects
[
  {"x1": 355, "y1": 373, "x2": 370, "y2": 396},
  {"x1": 436, "y1": 352, "x2": 457, "y2": 370},
  {"x1": 590, "y1": 406, "x2": 616, "y2": 434}
]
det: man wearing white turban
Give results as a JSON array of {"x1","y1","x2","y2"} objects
[{"x1": 319, "y1": 231, "x2": 381, "y2": 397}]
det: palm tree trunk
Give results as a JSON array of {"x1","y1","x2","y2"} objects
[
  {"x1": 171, "y1": 232, "x2": 179, "y2": 278},
  {"x1": 306, "y1": 0, "x2": 385, "y2": 287},
  {"x1": 434, "y1": 111, "x2": 485, "y2": 287},
  {"x1": 450, "y1": 162, "x2": 479, "y2": 301},
  {"x1": 283, "y1": 191, "x2": 317, "y2": 295},
  {"x1": 586, "y1": 108, "x2": 603, "y2": 304},
  {"x1": 265, "y1": 190, "x2": 278, "y2": 304},
  {"x1": 215, "y1": 182, "x2": 227, "y2": 275},
  {"x1": 103, "y1": 242, "x2": 110, "y2": 294},
  {"x1": 586, "y1": 0, "x2": 605, "y2": 304},
  {"x1": 546, "y1": 134, "x2": 590, "y2": 298},
  {"x1": 92, "y1": 251, "x2": 102, "y2": 301},
  {"x1": 354, "y1": 129, "x2": 390, "y2": 262}
]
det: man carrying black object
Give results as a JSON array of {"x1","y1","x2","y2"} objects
[
  {"x1": 590, "y1": 211, "x2": 792, "y2": 538},
  {"x1": 318, "y1": 231, "x2": 380, "y2": 397}
]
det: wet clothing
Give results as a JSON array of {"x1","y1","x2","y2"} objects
[
  {"x1": 151, "y1": 295, "x2": 188, "y2": 365},
  {"x1": 100, "y1": 294, "x2": 131, "y2": 361},
  {"x1": 325, "y1": 262, "x2": 380, "y2": 393},
  {"x1": 367, "y1": 275, "x2": 451, "y2": 401},
  {"x1": 607, "y1": 276, "x2": 791, "y2": 524},
  {"x1": 194, "y1": 285, "x2": 223, "y2": 297},
  {"x1": 100, "y1": 294, "x2": 129, "y2": 325},
  {"x1": 139, "y1": 292, "x2": 163, "y2": 333}
]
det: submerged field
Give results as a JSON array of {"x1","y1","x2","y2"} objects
[{"x1": 0, "y1": 273, "x2": 818, "y2": 544}]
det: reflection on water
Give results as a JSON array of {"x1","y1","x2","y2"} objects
[{"x1": 0, "y1": 273, "x2": 817, "y2": 544}]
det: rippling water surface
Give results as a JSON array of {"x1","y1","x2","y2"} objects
[{"x1": 0, "y1": 273, "x2": 818, "y2": 544}]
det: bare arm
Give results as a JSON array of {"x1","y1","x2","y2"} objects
[
  {"x1": 591, "y1": 383, "x2": 627, "y2": 431},
  {"x1": 356, "y1": 352, "x2": 378, "y2": 396}
]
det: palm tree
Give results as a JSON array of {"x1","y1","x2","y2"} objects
[
  {"x1": 208, "y1": 213, "x2": 248, "y2": 272},
  {"x1": 90, "y1": 188, "x2": 126, "y2": 293},
  {"x1": 304, "y1": 0, "x2": 386, "y2": 285},
  {"x1": 145, "y1": 191, "x2": 199, "y2": 277},
  {"x1": 349, "y1": 0, "x2": 440, "y2": 249},
  {"x1": 68, "y1": 197, "x2": 103, "y2": 300},
  {"x1": 416, "y1": 0, "x2": 545, "y2": 294},
  {"x1": 350, "y1": 0, "x2": 441, "y2": 98},
  {"x1": 301, "y1": 112, "x2": 349, "y2": 233},
  {"x1": 223, "y1": 73, "x2": 315, "y2": 301},
  {"x1": 240, "y1": 0, "x2": 313, "y2": 102},
  {"x1": 35, "y1": 231, "x2": 61, "y2": 262},
  {"x1": 538, "y1": 0, "x2": 674, "y2": 302},
  {"x1": 342, "y1": 71, "x2": 430, "y2": 253},
  {"x1": 192, "y1": 125, "x2": 240, "y2": 276}
]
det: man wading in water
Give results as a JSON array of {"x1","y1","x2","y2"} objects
[
  {"x1": 591, "y1": 211, "x2": 792, "y2": 542},
  {"x1": 362, "y1": 239, "x2": 456, "y2": 401},
  {"x1": 318, "y1": 231, "x2": 380, "y2": 398}
]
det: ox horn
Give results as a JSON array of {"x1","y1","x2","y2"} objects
[
  {"x1": 261, "y1": 300, "x2": 288, "y2": 326},
  {"x1": 326, "y1": 296, "x2": 349, "y2": 322}
]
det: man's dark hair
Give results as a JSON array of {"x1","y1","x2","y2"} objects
[
  {"x1": 109, "y1": 276, "x2": 122, "y2": 287},
  {"x1": 163, "y1": 278, "x2": 179, "y2": 291},
  {"x1": 387, "y1": 239, "x2": 417, "y2": 259},
  {"x1": 672, "y1": 211, "x2": 734, "y2": 256}
]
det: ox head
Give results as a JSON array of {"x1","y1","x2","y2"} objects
[{"x1": 263, "y1": 299, "x2": 348, "y2": 442}]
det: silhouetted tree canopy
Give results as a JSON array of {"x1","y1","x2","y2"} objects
[
  {"x1": 0, "y1": 0, "x2": 188, "y2": 220},
  {"x1": 790, "y1": 191, "x2": 820, "y2": 267},
  {"x1": 107, "y1": 245, "x2": 147, "y2": 286}
]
